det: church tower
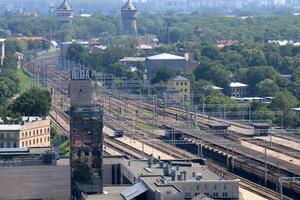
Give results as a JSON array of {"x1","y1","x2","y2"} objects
[
  {"x1": 121, "y1": 0, "x2": 137, "y2": 35},
  {"x1": 56, "y1": 0, "x2": 74, "y2": 23}
]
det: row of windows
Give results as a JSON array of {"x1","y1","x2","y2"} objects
[
  {"x1": 0, "y1": 132, "x2": 18, "y2": 139},
  {"x1": 172, "y1": 87, "x2": 189, "y2": 92},
  {"x1": 176, "y1": 82, "x2": 188, "y2": 86},
  {"x1": 21, "y1": 127, "x2": 50, "y2": 138},
  {"x1": 203, "y1": 192, "x2": 228, "y2": 198},
  {"x1": 58, "y1": 12, "x2": 73, "y2": 17},
  {"x1": 0, "y1": 142, "x2": 17, "y2": 148},
  {"x1": 21, "y1": 136, "x2": 50, "y2": 147},
  {"x1": 196, "y1": 184, "x2": 227, "y2": 190}
]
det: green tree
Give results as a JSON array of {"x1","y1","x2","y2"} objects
[
  {"x1": 9, "y1": 88, "x2": 51, "y2": 116},
  {"x1": 255, "y1": 78, "x2": 279, "y2": 96}
]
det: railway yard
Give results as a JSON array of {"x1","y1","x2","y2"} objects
[{"x1": 24, "y1": 55, "x2": 300, "y2": 200}]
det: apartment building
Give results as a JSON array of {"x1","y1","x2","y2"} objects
[{"x1": 0, "y1": 117, "x2": 51, "y2": 148}]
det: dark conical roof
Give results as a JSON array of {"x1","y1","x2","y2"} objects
[
  {"x1": 122, "y1": 0, "x2": 136, "y2": 10},
  {"x1": 57, "y1": 0, "x2": 73, "y2": 11}
]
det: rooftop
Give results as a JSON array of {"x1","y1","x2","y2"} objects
[
  {"x1": 0, "y1": 124, "x2": 21, "y2": 131},
  {"x1": 229, "y1": 82, "x2": 248, "y2": 88},
  {"x1": 147, "y1": 53, "x2": 186, "y2": 60},
  {"x1": 168, "y1": 75, "x2": 189, "y2": 81},
  {"x1": 120, "y1": 57, "x2": 146, "y2": 62},
  {"x1": 57, "y1": 0, "x2": 73, "y2": 11},
  {"x1": 122, "y1": 0, "x2": 137, "y2": 10}
]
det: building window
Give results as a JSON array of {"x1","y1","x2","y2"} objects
[
  {"x1": 13, "y1": 142, "x2": 17, "y2": 148},
  {"x1": 185, "y1": 82, "x2": 187, "y2": 85},
  {"x1": 176, "y1": 82, "x2": 179, "y2": 86},
  {"x1": 7, "y1": 142, "x2": 10, "y2": 148},
  {"x1": 25, "y1": 132, "x2": 28, "y2": 137},
  {"x1": 36, "y1": 138, "x2": 39, "y2": 144},
  {"x1": 40, "y1": 138, "x2": 42, "y2": 143},
  {"x1": 181, "y1": 82, "x2": 183, "y2": 86},
  {"x1": 224, "y1": 184, "x2": 227, "y2": 190},
  {"x1": 33, "y1": 130, "x2": 35, "y2": 135},
  {"x1": 184, "y1": 89, "x2": 187, "y2": 92},
  {"x1": 44, "y1": 137, "x2": 46, "y2": 142},
  {"x1": 47, "y1": 128, "x2": 50, "y2": 133},
  {"x1": 33, "y1": 140, "x2": 35, "y2": 145},
  {"x1": 0, "y1": 142, "x2": 3, "y2": 148},
  {"x1": 26, "y1": 141, "x2": 28, "y2": 146},
  {"x1": 48, "y1": 136, "x2": 50, "y2": 141},
  {"x1": 6, "y1": 133, "x2": 10, "y2": 139},
  {"x1": 22, "y1": 132, "x2": 24, "y2": 137},
  {"x1": 223, "y1": 192, "x2": 228, "y2": 197},
  {"x1": 0, "y1": 133, "x2": 3, "y2": 139},
  {"x1": 22, "y1": 142, "x2": 24, "y2": 147},
  {"x1": 29, "y1": 131, "x2": 31, "y2": 137}
]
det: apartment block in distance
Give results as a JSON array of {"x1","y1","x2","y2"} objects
[{"x1": 0, "y1": 117, "x2": 51, "y2": 149}]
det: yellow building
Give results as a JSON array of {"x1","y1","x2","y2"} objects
[
  {"x1": 167, "y1": 75, "x2": 191, "y2": 103},
  {"x1": 0, "y1": 117, "x2": 51, "y2": 148}
]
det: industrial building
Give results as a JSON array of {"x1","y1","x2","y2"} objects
[
  {"x1": 0, "y1": 147, "x2": 71, "y2": 200},
  {"x1": 83, "y1": 156, "x2": 240, "y2": 200},
  {"x1": 146, "y1": 53, "x2": 187, "y2": 81},
  {"x1": 69, "y1": 68, "x2": 104, "y2": 198},
  {"x1": 0, "y1": 116, "x2": 51, "y2": 149}
]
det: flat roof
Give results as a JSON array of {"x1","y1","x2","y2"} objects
[
  {"x1": 147, "y1": 53, "x2": 185, "y2": 60},
  {"x1": 0, "y1": 124, "x2": 21, "y2": 131},
  {"x1": 121, "y1": 159, "x2": 222, "y2": 181}
]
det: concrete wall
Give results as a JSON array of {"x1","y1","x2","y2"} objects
[
  {"x1": 146, "y1": 59, "x2": 186, "y2": 80},
  {"x1": 172, "y1": 180, "x2": 240, "y2": 199},
  {"x1": 0, "y1": 165, "x2": 71, "y2": 200}
]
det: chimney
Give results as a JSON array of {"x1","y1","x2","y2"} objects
[{"x1": 181, "y1": 170, "x2": 187, "y2": 181}]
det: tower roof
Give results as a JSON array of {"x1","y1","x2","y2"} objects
[
  {"x1": 57, "y1": 0, "x2": 73, "y2": 11},
  {"x1": 122, "y1": 0, "x2": 136, "y2": 11}
]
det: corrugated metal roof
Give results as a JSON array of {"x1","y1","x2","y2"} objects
[{"x1": 147, "y1": 53, "x2": 185, "y2": 60}]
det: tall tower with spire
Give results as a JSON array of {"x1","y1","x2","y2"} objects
[
  {"x1": 121, "y1": 0, "x2": 137, "y2": 35},
  {"x1": 56, "y1": 0, "x2": 74, "y2": 23}
]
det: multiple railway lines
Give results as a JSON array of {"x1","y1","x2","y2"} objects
[{"x1": 25, "y1": 55, "x2": 299, "y2": 199}]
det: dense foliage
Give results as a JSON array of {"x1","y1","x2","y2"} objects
[
  {"x1": 8, "y1": 87, "x2": 51, "y2": 116},
  {"x1": 1, "y1": 14, "x2": 300, "y2": 44}
]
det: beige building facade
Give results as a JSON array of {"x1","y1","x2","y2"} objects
[
  {"x1": 0, "y1": 118, "x2": 51, "y2": 148},
  {"x1": 167, "y1": 75, "x2": 191, "y2": 103}
]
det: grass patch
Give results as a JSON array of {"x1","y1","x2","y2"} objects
[
  {"x1": 16, "y1": 68, "x2": 36, "y2": 93},
  {"x1": 137, "y1": 123, "x2": 159, "y2": 131}
]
